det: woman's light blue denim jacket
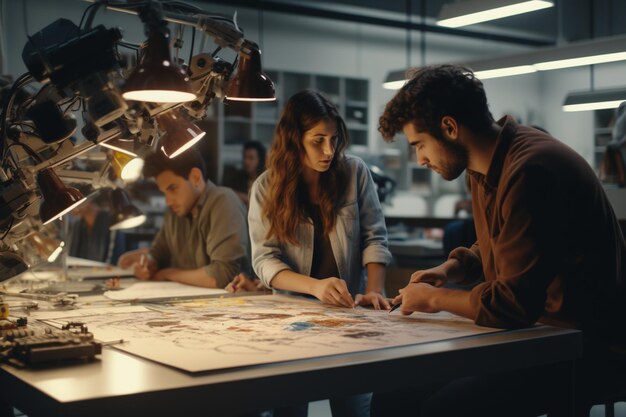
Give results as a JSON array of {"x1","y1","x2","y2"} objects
[{"x1": 248, "y1": 155, "x2": 392, "y2": 296}]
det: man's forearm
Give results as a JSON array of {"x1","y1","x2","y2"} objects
[
  {"x1": 432, "y1": 287, "x2": 476, "y2": 320},
  {"x1": 156, "y1": 267, "x2": 218, "y2": 288}
]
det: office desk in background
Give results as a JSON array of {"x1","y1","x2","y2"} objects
[{"x1": 0, "y1": 301, "x2": 582, "y2": 417}]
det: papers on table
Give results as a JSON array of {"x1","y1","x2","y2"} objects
[
  {"x1": 66, "y1": 256, "x2": 109, "y2": 267},
  {"x1": 104, "y1": 281, "x2": 228, "y2": 301}
]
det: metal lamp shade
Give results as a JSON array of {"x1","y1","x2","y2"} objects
[
  {"x1": 158, "y1": 111, "x2": 206, "y2": 158},
  {"x1": 226, "y1": 48, "x2": 275, "y2": 102},
  {"x1": 0, "y1": 251, "x2": 29, "y2": 282},
  {"x1": 100, "y1": 137, "x2": 138, "y2": 157},
  {"x1": 122, "y1": 32, "x2": 196, "y2": 103},
  {"x1": 38, "y1": 168, "x2": 86, "y2": 225},
  {"x1": 111, "y1": 152, "x2": 144, "y2": 182},
  {"x1": 110, "y1": 189, "x2": 146, "y2": 230}
]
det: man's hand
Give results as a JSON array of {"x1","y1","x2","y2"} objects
[
  {"x1": 225, "y1": 273, "x2": 266, "y2": 293},
  {"x1": 354, "y1": 292, "x2": 391, "y2": 310},
  {"x1": 313, "y1": 278, "x2": 354, "y2": 308},
  {"x1": 392, "y1": 283, "x2": 441, "y2": 314},
  {"x1": 118, "y1": 250, "x2": 148, "y2": 269},
  {"x1": 134, "y1": 258, "x2": 157, "y2": 280},
  {"x1": 409, "y1": 264, "x2": 449, "y2": 287}
]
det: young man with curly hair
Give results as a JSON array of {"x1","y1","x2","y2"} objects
[{"x1": 374, "y1": 64, "x2": 626, "y2": 416}]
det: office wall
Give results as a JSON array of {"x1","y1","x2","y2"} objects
[
  {"x1": 539, "y1": 61, "x2": 626, "y2": 166},
  {"x1": 4, "y1": 0, "x2": 624, "y2": 169}
]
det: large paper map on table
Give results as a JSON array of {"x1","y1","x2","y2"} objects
[{"x1": 40, "y1": 295, "x2": 500, "y2": 373}]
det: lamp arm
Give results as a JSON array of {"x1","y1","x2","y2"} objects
[
  {"x1": 31, "y1": 125, "x2": 121, "y2": 172},
  {"x1": 0, "y1": 73, "x2": 35, "y2": 160},
  {"x1": 82, "y1": 1, "x2": 246, "y2": 52}
]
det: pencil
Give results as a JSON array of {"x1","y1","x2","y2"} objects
[{"x1": 389, "y1": 303, "x2": 401, "y2": 313}]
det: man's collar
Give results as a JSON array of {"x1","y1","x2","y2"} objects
[
  {"x1": 189, "y1": 180, "x2": 214, "y2": 219},
  {"x1": 476, "y1": 115, "x2": 518, "y2": 190}
]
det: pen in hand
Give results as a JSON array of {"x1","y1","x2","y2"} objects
[{"x1": 389, "y1": 303, "x2": 401, "y2": 313}]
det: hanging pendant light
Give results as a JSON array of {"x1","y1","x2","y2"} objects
[
  {"x1": 111, "y1": 152, "x2": 144, "y2": 182},
  {"x1": 38, "y1": 168, "x2": 87, "y2": 225},
  {"x1": 110, "y1": 189, "x2": 146, "y2": 230},
  {"x1": 437, "y1": 0, "x2": 554, "y2": 28},
  {"x1": 122, "y1": 31, "x2": 196, "y2": 103},
  {"x1": 100, "y1": 137, "x2": 138, "y2": 157},
  {"x1": 226, "y1": 41, "x2": 276, "y2": 102},
  {"x1": 0, "y1": 250, "x2": 29, "y2": 282},
  {"x1": 563, "y1": 88, "x2": 626, "y2": 112},
  {"x1": 158, "y1": 110, "x2": 206, "y2": 158}
]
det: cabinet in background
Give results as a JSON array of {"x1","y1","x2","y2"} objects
[{"x1": 594, "y1": 108, "x2": 617, "y2": 174}]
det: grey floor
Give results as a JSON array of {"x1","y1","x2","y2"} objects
[
  {"x1": 590, "y1": 402, "x2": 626, "y2": 417},
  {"x1": 309, "y1": 400, "x2": 332, "y2": 417},
  {"x1": 12, "y1": 400, "x2": 626, "y2": 416},
  {"x1": 305, "y1": 401, "x2": 626, "y2": 417}
]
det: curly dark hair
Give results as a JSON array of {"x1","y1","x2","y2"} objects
[
  {"x1": 142, "y1": 148, "x2": 206, "y2": 180},
  {"x1": 379, "y1": 65, "x2": 494, "y2": 142}
]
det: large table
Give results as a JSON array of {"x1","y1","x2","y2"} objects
[{"x1": 0, "y1": 303, "x2": 581, "y2": 417}]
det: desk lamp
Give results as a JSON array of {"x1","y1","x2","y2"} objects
[
  {"x1": 226, "y1": 41, "x2": 276, "y2": 102},
  {"x1": 158, "y1": 110, "x2": 206, "y2": 158},
  {"x1": 110, "y1": 189, "x2": 146, "y2": 230},
  {"x1": 38, "y1": 168, "x2": 87, "y2": 225}
]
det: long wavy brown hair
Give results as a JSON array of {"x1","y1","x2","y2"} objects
[{"x1": 263, "y1": 89, "x2": 349, "y2": 245}]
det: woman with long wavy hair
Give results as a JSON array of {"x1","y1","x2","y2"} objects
[
  {"x1": 248, "y1": 89, "x2": 391, "y2": 309},
  {"x1": 245, "y1": 89, "x2": 392, "y2": 416}
]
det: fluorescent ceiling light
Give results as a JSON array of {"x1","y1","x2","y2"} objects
[
  {"x1": 382, "y1": 34, "x2": 626, "y2": 88},
  {"x1": 383, "y1": 70, "x2": 408, "y2": 90},
  {"x1": 535, "y1": 52, "x2": 626, "y2": 71},
  {"x1": 437, "y1": 0, "x2": 554, "y2": 28},
  {"x1": 473, "y1": 65, "x2": 536, "y2": 79},
  {"x1": 562, "y1": 88, "x2": 626, "y2": 112},
  {"x1": 382, "y1": 80, "x2": 407, "y2": 90}
]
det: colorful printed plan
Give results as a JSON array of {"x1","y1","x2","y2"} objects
[{"x1": 39, "y1": 295, "x2": 501, "y2": 373}]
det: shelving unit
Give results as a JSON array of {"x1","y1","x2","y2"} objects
[
  {"x1": 593, "y1": 108, "x2": 616, "y2": 174},
  {"x1": 204, "y1": 70, "x2": 370, "y2": 184}
]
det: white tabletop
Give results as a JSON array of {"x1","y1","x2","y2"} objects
[{"x1": 0, "y1": 316, "x2": 581, "y2": 417}]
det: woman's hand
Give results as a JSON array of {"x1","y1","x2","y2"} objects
[
  {"x1": 313, "y1": 277, "x2": 354, "y2": 308},
  {"x1": 354, "y1": 292, "x2": 391, "y2": 310}
]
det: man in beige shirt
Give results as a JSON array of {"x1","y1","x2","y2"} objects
[{"x1": 119, "y1": 149, "x2": 250, "y2": 288}]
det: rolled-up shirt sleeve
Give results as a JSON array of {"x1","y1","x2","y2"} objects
[
  {"x1": 448, "y1": 242, "x2": 483, "y2": 284},
  {"x1": 202, "y1": 191, "x2": 249, "y2": 288},
  {"x1": 468, "y1": 166, "x2": 565, "y2": 328},
  {"x1": 355, "y1": 160, "x2": 392, "y2": 266},
  {"x1": 248, "y1": 177, "x2": 292, "y2": 288}
]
